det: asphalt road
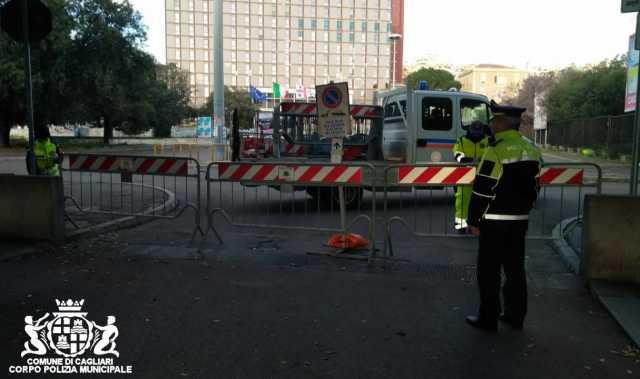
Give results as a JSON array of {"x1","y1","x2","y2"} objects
[{"x1": 2, "y1": 148, "x2": 639, "y2": 378}]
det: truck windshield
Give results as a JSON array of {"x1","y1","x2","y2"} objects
[{"x1": 460, "y1": 100, "x2": 490, "y2": 128}]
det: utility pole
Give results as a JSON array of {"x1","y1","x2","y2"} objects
[{"x1": 213, "y1": 0, "x2": 224, "y2": 144}]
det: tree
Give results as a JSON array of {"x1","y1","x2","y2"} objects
[
  {"x1": 0, "y1": 0, "x2": 73, "y2": 147},
  {"x1": 65, "y1": 0, "x2": 152, "y2": 143},
  {"x1": 405, "y1": 67, "x2": 462, "y2": 91},
  {"x1": 544, "y1": 57, "x2": 627, "y2": 121},
  {"x1": 150, "y1": 64, "x2": 191, "y2": 137},
  {"x1": 198, "y1": 86, "x2": 258, "y2": 130},
  {"x1": 504, "y1": 72, "x2": 556, "y2": 126}
]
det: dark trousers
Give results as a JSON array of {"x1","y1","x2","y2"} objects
[{"x1": 477, "y1": 220, "x2": 528, "y2": 324}]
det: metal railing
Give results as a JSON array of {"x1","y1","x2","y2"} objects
[
  {"x1": 381, "y1": 162, "x2": 602, "y2": 257},
  {"x1": 205, "y1": 161, "x2": 377, "y2": 258},
  {"x1": 62, "y1": 153, "x2": 204, "y2": 240}
]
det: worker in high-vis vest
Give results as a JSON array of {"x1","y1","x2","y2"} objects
[
  {"x1": 29, "y1": 127, "x2": 62, "y2": 176},
  {"x1": 452, "y1": 121, "x2": 489, "y2": 233},
  {"x1": 465, "y1": 101, "x2": 542, "y2": 332}
]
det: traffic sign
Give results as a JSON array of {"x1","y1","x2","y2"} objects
[
  {"x1": 623, "y1": 0, "x2": 640, "y2": 13},
  {"x1": 316, "y1": 82, "x2": 352, "y2": 139},
  {"x1": 0, "y1": 0, "x2": 52, "y2": 43}
]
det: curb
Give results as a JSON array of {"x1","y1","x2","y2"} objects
[
  {"x1": 589, "y1": 280, "x2": 640, "y2": 348},
  {"x1": 550, "y1": 216, "x2": 582, "y2": 275},
  {"x1": 65, "y1": 184, "x2": 178, "y2": 241}
]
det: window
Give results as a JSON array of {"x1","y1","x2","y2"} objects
[
  {"x1": 349, "y1": 21, "x2": 354, "y2": 31},
  {"x1": 361, "y1": 21, "x2": 366, "y2": 32},
  {"x1": 336, "y1": 20, "x2": 342, "y2": 30},
  {"x1": 387, "y1": 23, "x2": 391, "y2": 32},
  {"x1": 336, "y1": 32, "x2": 342, "y2": 41},
  {"x1": 324, "y1": 19, "x2": 329, "y2": 30},
  {"x1": 298, "y1": 19, "x2": 304, "y2": 28},
  {"x1": 384, "y1": 100, "x2": 406, "y2": 119},
  {"x1": 298, "y1": 30, "x2": 304, "y2": 38},
  {"x1": 310, "y1": 19, "x2": 317, "y2": 29},
  {"x1": 422, "y1": 97, "x2": 453, "y2": 131},
  {"x1": 374, "y1": 22, "x2": 380, "y2": 32},
  {"x1": 460, "y1": 100, "x2": 490, "y2": 128},
  {"x1": 348, "y1": 33, "x2": 354, "y2": 42}
]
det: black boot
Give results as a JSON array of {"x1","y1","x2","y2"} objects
[{"x1": 465, "y1": 316, "x2": 497, "y2": 332}]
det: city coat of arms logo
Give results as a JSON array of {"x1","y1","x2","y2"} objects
[{"x1": 21, "y1": 299, "x2": 119, "y2": 358}]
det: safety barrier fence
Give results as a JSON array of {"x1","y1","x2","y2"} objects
[
  {"x1": 62, "y1": 153, "x2": 204, "y2": 239},
  {"x1": 205, "y1": 161, "x2": 377, "y2": 257},
  {"x1": 58, "y1": 153, "x2": 601, "y2": 260},
  {"x1": 382, "y1": 162, "x2": 602, "y2": 257}
]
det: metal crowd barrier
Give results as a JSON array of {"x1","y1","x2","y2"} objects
[
  {"x1": 382, "y1": 162, "x2": 602, "y2": 257},
  {"x1": 205, "y1": 161, "x2": 377, "y2": 258},
  {"x1": 62, "y1": 153, "x2": 204, "y2": 240}
]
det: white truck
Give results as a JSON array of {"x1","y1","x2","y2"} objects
[{"x1": 240, "y1": 85, "x2": 492, "y2": 206}]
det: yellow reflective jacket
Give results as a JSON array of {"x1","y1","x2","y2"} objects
[{"x1": 34, "y1": 138, "x2": 61, "y2": 176}]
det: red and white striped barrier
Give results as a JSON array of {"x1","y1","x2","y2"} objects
[
  {"x1": 398, "y1": 166, "x2": 476, "y2": 185},
  {"x1": 218, "y1": 163, "x2": 362, "y2": 184},
  {"x1": 66, "y1": 154, "x2": 190, "y2": 176},
  {"x1": 538, "y1": 167, "x2": 584, "y2": 185},
  {"x1": 396, "y1": 166, "x2": 585, "y2": 186},
  {"x1": 294, "y1": 165, "x2": 362, "y2": 184},
  {"x1": 280, "y1": 102, "x2": 382, "y2": 118}
]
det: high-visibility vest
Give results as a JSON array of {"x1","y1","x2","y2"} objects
[{"x1": 34, "y1": 138, "x2": 60, "y2": 176}]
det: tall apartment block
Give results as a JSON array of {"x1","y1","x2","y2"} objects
[{"x1": 165, "y1": 0, "x2": 404, "y2": 105}]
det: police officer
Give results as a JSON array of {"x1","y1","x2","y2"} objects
[
  {"x1": 28, "y1": 126, "x2": 62, "y2": 176},
  {"x1": 465, "y1": 101, "x2": 542, "y2": 332},
  {"x1": 452, "y1": 121, "x2": 489, "y2": 233}
]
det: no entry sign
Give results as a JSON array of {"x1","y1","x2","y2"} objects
[{"x1": 316, "y1": 82, "x2": 352, "y2": 138}]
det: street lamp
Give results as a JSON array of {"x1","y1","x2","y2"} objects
[{"x1": 389, "y1": 33, "x2": 402, "y2": 88}]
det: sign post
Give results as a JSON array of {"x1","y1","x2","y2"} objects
[
  {"x1": 623, "y1": 2, "x2": 640, "y2": 195},
  {"x1": 316, "y1": 82, "x2": 352, "y2": 234}
]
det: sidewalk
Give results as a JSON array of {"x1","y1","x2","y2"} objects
[
  {"x1": 0, "y1": 214, "x2": 638, "y2": 378},
  {"x1": 563, "y1": 222, "x2": 640, "y2": 349}
]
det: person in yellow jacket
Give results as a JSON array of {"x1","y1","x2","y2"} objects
[
  {"x1": 452, "y1": 121, "x2": 489, "y2": 233},
  {"x1": 28, "y1": 127, "x2": 62, "y2": 176}
]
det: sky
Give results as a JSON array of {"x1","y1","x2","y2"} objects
[{"x1": 130, "y1": 0, "x2": 637, "y2": 69}]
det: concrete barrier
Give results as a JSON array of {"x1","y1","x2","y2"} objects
[
  {"x1": 0, "y1": 175, "x2": 65, "y2": 244},
  {"x1": 583, "y1": 195, "x2": 640, "y2": 284}
]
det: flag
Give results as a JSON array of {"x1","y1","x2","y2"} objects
[
  {"x1": 250, "y1": 85, "x2": 267, "y2": 103},
  {"x1": 272, "y1": 82, "x2": 281, "y2": 99}
]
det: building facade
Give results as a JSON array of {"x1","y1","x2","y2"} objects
[
  {"x1": 165, "y1": 0, "x2": 404, "y2": 105},
  {"x1": 457, "y1": 64, "x2": 531, "y2": 103}
]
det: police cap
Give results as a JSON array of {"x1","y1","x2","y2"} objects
[{"x1": 490, "y1": 100, "x2": 526, "y2": 118}]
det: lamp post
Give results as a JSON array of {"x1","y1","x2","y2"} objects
[
  {"x1": 213, "y1": 0, "x2": 224, "y2": 143},
  {"x1": 389, "y1": 33, "x2": 402, "y2": 88}
]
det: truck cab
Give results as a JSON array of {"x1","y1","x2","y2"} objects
[{"x1": 379, "y1": 87, "x2": 491, "y2": 164}]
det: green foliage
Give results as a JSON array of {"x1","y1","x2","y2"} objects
[
  {"x1": 405, "y1": 67, "x2": 462, "y2": 91},
  {"x1": 0, "y1": 0, "x2": 191, "y2": 146},
  {"x1": 197, "y1": 87, "x2": 259, "y2": 130},
  {"x1": 503, "y1": 72, "x2": 556, "y2": 125},
  {"x1": 544, "y1": 57, "x2": 627, "y2": 121}
]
